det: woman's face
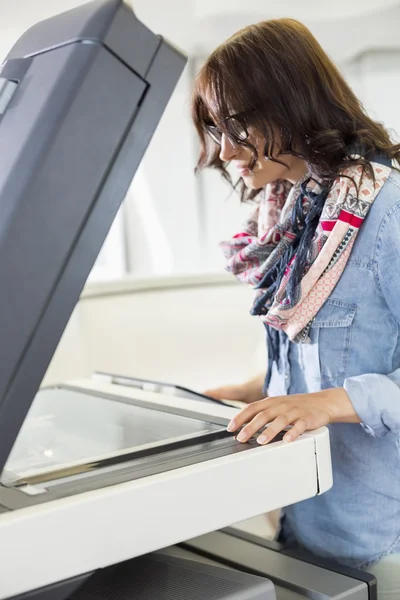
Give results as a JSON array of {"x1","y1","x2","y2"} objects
[{"x1": 218, "y1": 130, "x2": 307, "y2": 188}]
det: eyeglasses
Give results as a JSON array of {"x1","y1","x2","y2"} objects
[{"x1": 204, "y1": 110, "x2": 252, "y2": 146}]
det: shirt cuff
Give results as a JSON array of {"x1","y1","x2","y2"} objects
[{"x1": 343, "y1": 373, "x2": 400, "y2": 438}]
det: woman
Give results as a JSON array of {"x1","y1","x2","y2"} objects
[{"x1": 191, "y1": 18, "x2": 400, "y2": 599}]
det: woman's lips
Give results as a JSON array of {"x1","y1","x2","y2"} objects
[{"x1": 237, "y1": 166, "x2": 252, "y2": 176}]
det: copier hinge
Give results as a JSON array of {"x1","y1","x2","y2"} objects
[
  {"x1": 0, "y1": 77, "x2": 18, "y2": 115},
  {"x1": 0, "y1": 57, "x2": 33, "y2": 117}
]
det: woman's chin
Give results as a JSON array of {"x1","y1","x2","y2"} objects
[{"x1": 242, "y1": 173, "x2": 266, "y2": 189}]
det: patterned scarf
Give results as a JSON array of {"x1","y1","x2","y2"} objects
[{"x1": 221, "y1": 159, "x2": 392, "y2": 347}]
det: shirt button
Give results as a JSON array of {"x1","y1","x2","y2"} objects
[{"x1": 362, "y1": 424, "x2": 376, "y2": 436}]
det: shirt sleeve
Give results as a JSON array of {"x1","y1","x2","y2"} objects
[{"x1": 343, "y1": 200, "x2": 400, "y2": 439}]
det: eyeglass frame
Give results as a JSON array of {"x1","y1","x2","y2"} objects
[{"x1": 203, "y1": 108, "x2": 255, "y2": 145}]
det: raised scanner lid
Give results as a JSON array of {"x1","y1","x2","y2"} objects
[{"x1": 0, "y1": 0, "x2": 186, "y2": 475}]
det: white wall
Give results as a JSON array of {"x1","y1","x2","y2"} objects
[
  {"x1": 43, "y1": 306, "x2": 89, "y2": 383},
  {"x1": 344, "y1": 50, "x2": 400, "y2": 142},
  {"x1": 44, "y1": 275, "x2": 266, "y2": 390},
  {"x1": 123, "y1": 62, "x2": 202, "y2": 276},
  {"x1": 196, "y1": 163, "x2": 255, "y2": 272}
]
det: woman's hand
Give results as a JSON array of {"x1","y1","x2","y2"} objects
[
  {"x1": 227, "y1": 387, "x2": 360, "y2": 444},
  {"x1": 204, "y1": 373, "x2": 266, "y2": 405}
]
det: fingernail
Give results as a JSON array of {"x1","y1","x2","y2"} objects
[
  {"x1": 283, "y1": 433, "x2": 292, "y2": 443},
  {"x1": 257, "y1": 435, "x2": 268, "y2": 445},
  {"x1": 227, "y1": 420, "x2": 236, "y2": 432},
  {"x1": 237, "y1": 431, "x2": 247, "y2": 442}
]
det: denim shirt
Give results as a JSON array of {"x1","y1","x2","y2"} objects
[{"x1": 267, "y1": 169, "x2": 400, "y2": 569}]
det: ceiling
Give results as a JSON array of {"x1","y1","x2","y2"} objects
[
  {"x1": 194, "y1": 0, "x2": 400, "y2": 21},
  {"x1": 1, "y1": 0, "x2": 400, "y2": 62},
  {"x1": 135, "y1": 0, "x2": 400, "y2": 62}
]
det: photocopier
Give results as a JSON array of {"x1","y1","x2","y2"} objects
[{"x1": 0, "y1": 1, "x2": 377, "y2": 599}]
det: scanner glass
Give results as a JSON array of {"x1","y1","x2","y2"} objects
[{"x1": 3, "y1": 387, "x2": 222, "y2": 483}]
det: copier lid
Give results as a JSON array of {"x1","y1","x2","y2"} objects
[{"x1": 0, "y1": 0, "x2": 187, "y2": 475}]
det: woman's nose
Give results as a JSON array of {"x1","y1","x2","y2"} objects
[{"x1": 219, "y1": 134, "x2": 237, "y2": 162}]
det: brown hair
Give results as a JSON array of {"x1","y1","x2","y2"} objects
[{"x1": 192, "y1": 18, "x2": 400, "y2": 201}]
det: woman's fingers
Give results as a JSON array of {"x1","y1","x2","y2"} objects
[
  {"x1": 256, "y1": 411, "x2": 302, "y2": 444},
  {"x1": 231, "y1": 401, "x2": 310, "y2": 444},
  {"x1": 227, "y1": 389, "x2": 347, "y2": 446},
  {"x1": 228, "y1": 392, "x2": 334, "y2": 445},
  {"x1": 283, "y1": 418, "x2": 308, "y2": 443},
  {"x1": 234, "y1": 402, "x2": 295, "y2": 443},
  {"x1": 236, "y1": 409, "x2": 272, "y2": 442},
  {"x1": 227, "y1": 397, "x2": 273, "y2": 432}
]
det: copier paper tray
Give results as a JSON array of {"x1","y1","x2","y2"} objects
[{"x1": 70, "y1": 551, "x2": 275, "y2": 600}]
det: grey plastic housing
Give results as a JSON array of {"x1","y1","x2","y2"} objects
[{"x1": 0, "y1": 0, "x2": 187, "y2": 475}]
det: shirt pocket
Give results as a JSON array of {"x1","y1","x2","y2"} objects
[{"x1": 311, "y1": 299, "x2": 357, "y2": 384}]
